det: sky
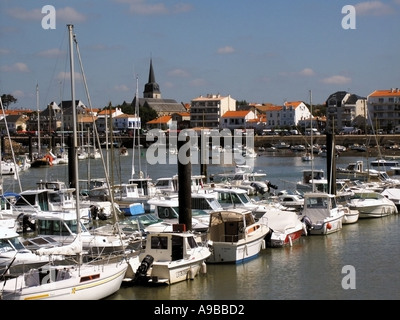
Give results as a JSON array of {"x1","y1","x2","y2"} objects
[{"x1": 1, "y1": 0, "x2": 400, "y2": 111}]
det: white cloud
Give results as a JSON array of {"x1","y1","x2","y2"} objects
[
  {"x1": 354, "y1": 1, "x2": 393, "y2": 16},
  {"x1": 299, "y1": 68, "x2": 316, "y2": 76},
  {"x1": 114, "y1": 0, "x2": 193, "y2": 15},
  {"x1": 0, "y1": 48, "x2": 11, "y2": 55},
  {"x1": 217, "y1": 46, "x2": 235, "y2": 54},
  {"x1": 12, "y1": 90, "x2": 25, "y2": 99},
  {"x1": 57, "y1": 7, "x2": 87, "y2": 22},
  {"x1": 38, "y1": 48, "x2": 65, "y2": 58},
  {"x1": 114, "y1": 84, "x2": 130, "y2": 92},
  {"x1": 1, "y1": 62, "x2": 29, "y2": 73},
  {"x1": 56, "y1": 71, "x2": 83, "y2": 82},
  {"x1": 190, "y1": 78, "x2": 207, "y2": 87},
  {"x1": 168, "y1": 69, "x2": 189, "y2": 77},
  {"x1": 322, "y1": 75, "x2": 351, "y2": 85},
  {"x1": 6, "y1": 7, "x2": 42, "y2": 20}
]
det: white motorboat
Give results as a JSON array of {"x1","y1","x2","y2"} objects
[
  {"x1": 24, "y1": 211, "x2": 131, "y2": 255},
  {"x1": 261, "y1": 208, "x2": 306, "y2": 247},
  {"x1": 127, "y1": 231, "x2": 211, "y2": 285},
  {"x1": 145, "y1": 193, "x2": 218, "y2": 233},
  {"x1": 0, "y1": 160, "x2": 20, "y2": 176},
  {"x1": 277, "y1": 190, "x2": 304, "y2": 210},
  {"x1": 381, "y1": 188, "x2": 400, "y2": 211},
  {"x1": 348, "y1": 190, "x2": 398, "y2": 218},
  {"x1": 206, "y1": 208, "x2": 270, "y2": 263},
  {"x1": 211, "y1": 187, "x2": 270, "y2": 220},
  {"x1": 0, "y1": 227, "x2": 57, "y2": 278},
  {"x1": 300, "y1": 193, "x2": 345, "y2": 235},
  {"x1": 370, "y1": 158, "x2": 399, "y2": 169},
  {"x1": 335, "y1": 192, "x2": 359, "y2": 224}
]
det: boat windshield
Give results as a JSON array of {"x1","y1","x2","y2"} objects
[
  {"x1": 8, "y1": 237, "x2": 25, "y2": 251},
  {"x1": 157, "y1": 206, "x2": 179, "y2": 219},
  {"x1": 0, "y1": 239, "x2": 14, "y2": 253}
]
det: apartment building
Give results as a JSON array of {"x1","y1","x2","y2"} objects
[
  {"x1": 367, "y1": 88, "x2": 400, "y2": 132},
  {"x1": 190, "y1": 94, "x2": 236, "y2": 128}
]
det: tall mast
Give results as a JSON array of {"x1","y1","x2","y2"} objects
[
  {"x1": 67, "y1": 24, "x2": 81, "y2": 237},
  {"x1": 136, "y1": 75, "x2": 142, "y2": 177},
  {"x1": 36, "y1": 83, "x2": 41, "y2": 157},
  {"x1": 310, "y1": 90, "x2": 315, "y2": 193}
]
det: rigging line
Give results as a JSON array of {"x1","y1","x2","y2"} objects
[
  {"x1": 43, "y1": 27, "x2": 68, "y2": 106},
  {"x1": 73, "y1": 28, "x2": 125, "y2": 248}
]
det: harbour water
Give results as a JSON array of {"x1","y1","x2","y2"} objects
[{"x1": 4, "y1": 149, "x2": 400, "y2": 301}]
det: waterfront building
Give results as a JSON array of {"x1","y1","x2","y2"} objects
[
  {"x1": 190, "y1": 93, "x2": 236, "y2": 129},
  {"x1": 367, "y1": 88, "x2": 400, "y2": 133},
  {"x1": 326, "y1": 91, "x2": 367, "y2": 133}
]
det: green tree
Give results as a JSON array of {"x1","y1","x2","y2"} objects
[{"x1": 1, "y1": 94, "x2": 17, "y2": 109}]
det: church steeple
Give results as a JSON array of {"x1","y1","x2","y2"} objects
[{"x1": 143, "y1": 59, "x2": 161, "y2": 99}]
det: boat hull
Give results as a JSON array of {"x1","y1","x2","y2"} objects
[
  {"x1": 207, "y1": 233, "x2": 267, "y2": 264},
  {"x1": 1, "y1": 260, "x2": 128, "y2": 300},
  {"x1": 350, "y1": 202, "x2": 397, "y2": 218},
  {"x1": 308, "y1": 216, "x2": 343, "y2": 235},
  {"x1": 149, "y1": 259, "x2": 207, "y2": 285},
  {"x1": 267, "y1": 228, "x2": 304, "y2": 247}
]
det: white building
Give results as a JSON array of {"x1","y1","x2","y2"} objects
[
  {"x1": 326, "y1": 91, "x2": 367, "y2": 133},
  {"x1": 113, "y1": 113, "x2": 141, "y2": 133},
  {"x1": 190, "y1": 94, "x2": 236, "y2": 128},
  {"x1": 258, "y1": 101, "x2": 311, "y2": 129},
  {"x1": 367, "y1": 88, "x2": 400, "y2": 132},
  {"x1": 220, "y1": 110, "x2": 257, "y2": 131}
]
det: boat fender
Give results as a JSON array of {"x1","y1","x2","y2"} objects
[
  {"x1": 326, "y1": 222, "x2": 332, "y2": 230},
  {"x1": 188, "y1": 267, "x2": 196, "y2": 280},
  {"x1": 201, "y1": 261, "x2": 207, "y2": 274}
]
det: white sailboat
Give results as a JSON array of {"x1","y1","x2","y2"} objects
[{"x1": 0, "y1": 25, "x2": 138, "y2": 300}]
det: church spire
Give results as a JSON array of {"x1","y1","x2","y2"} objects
[
  {"x1": 148, "y1": 58, "x2": 156, "y2": 83},
  {"x1": 143, "y1": 58, "x2": 161, "y2": 99}
]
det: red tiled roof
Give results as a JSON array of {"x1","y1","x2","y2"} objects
[
  {"x1": 147, "y1": 115, "x2": 172, "y2": 124},
  {"x1": 221, "y1": 110, "x2": 250, "y2": 118},
  {"x1": 369, "y1": 89, "x2": 400, "y2": 97}
]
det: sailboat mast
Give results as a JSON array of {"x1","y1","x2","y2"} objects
[
  {"x1": 36, "y1": 83, "x2": 41, "y2": 157},
  {"x1": 310, "y1": 90, "x2": 315, "y2": 193},
  {"x1": 136, "y1": 75, "x2": 142, "y2": 177},
  {"x1": 68, "y1": 24, "x2": 81, "y2": 236}
]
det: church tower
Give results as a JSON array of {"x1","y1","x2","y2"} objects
[{"x1": 143, "y1": 59, "x2": 161, "y2": 99}]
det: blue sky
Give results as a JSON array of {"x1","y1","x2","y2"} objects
[{"x1": 1, "y1": 0, "x2": 400, "y2": 110}]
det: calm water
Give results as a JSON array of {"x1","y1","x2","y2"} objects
[{"x1": 4, "y1": 149, "x2": 400, "y2": 300}]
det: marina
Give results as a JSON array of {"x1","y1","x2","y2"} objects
[{"x1": 1, "y1": 147, "x2": 399, "y2": 300}]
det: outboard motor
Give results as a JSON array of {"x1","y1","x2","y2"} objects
[
  {"x1": 132, "y1": 254, "x2": 154, "y2": 285},
  {"x1": 301, "y1": 215, "x2": 313, "y2": 233}
]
